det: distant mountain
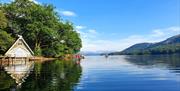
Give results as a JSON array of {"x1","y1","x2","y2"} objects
[
  {"x1": 80, "y1": 51, "x2": 100, "y2": 56},
  {"x1": 152, "y1": 34, "x2": 180, "y2": 46},
  {"x1": 109, "y1": 34, "x2": 180, "y2": 55},
  {"x1": 81, "y1": 51, "x2": 113, "y2": 56},
  {"x1": 121, "y1": 43, "x2": 153, "y2": 54}
]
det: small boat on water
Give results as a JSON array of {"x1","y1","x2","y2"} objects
[
  {"x1": 105, "y1": 54, "x2": 109, "y2": 58},
  {"x1": 81, "y1": 55, "x2": 85, "y2": 59}
]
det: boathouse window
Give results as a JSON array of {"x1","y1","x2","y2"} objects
[
  {"x1": 18, "y1": 41, "x2": 22, "y2": 45},
  {"x1": 18, "y1": 43, "x2": 22, "y2": 45}
]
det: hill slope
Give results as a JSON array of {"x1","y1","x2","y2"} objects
[{"x1": 110, "y1": 34, "x2": 180, "y2": 55}]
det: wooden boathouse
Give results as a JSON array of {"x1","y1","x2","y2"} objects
[
  {"x1": 5, "y1": 35, "x2": 34, "y2": 57},
  {"x1": 0, "y1": 35, "x2": 34, "y2": 67}
]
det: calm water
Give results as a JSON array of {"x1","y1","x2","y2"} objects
[{"x1": 0, "y1": 54, "x2": 180, "y2": 91}]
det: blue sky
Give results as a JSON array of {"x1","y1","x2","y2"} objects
[{"x1": 1, "y1": 0, "x2": 180, "y2": 52}]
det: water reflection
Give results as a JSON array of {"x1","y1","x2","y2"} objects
[
  {"x1": 125, "y1": 54, "x2": 180, "y2": 73},
  {"x1": 19, "y1": 60, "x2": 82, "y2": 91},
  {"x1": 75, "y1": 55, "x2": 180, "y2": 91},
  {"x1": 0, "y1": 59, "x2": 82, "y2": 91},
  {"x1": 4, "y1": 60, "x2": 34, "y2": 86},
  {"x1": 1, "y1": 55, "x2": 179, "y2": 91}
]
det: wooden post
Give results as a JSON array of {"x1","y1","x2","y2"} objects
[
  {"x1": 20, "y1": 57, "x2": 23, "y2": 64},
  {"x1": 8, "y1": 57, "x2": 10, "y2": 66},
  {"x1": 0, "y1": 60, "x2": 2, "y2": 70},
  {"x1": 11, "y1": 57, "x2": 13, "y2": 65},
  {"x1": 25, "y1": 57, "x2": 26, "y2": 64},
  {"x1": 11, "y1": 58, "x2": 13, "y2": 65},
  {"x1": 0, "y1": 59, "x2": 2, "y2": 67},
  {"x1": 14, "y1": 57, "x2": 16, "y2": 62}
]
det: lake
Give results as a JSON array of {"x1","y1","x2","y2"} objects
[{"x1": 0, "y1": 54, "x2": 180, "y2": 91}]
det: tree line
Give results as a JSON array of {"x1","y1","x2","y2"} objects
[{"x1": 0, "y1": 0, "x2": 82, "y2": 57}]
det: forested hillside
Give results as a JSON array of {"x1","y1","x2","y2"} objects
[{"x1": 109, "y1": 34, "x2": 180, "y2": 55}]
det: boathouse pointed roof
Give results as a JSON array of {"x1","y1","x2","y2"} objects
[{"x1": 5, "y1": 35, "x2": 34, "y2": 57}]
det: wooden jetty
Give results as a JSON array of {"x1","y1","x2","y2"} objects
[
  {"x1": 0, "y1": 56, "x2": 29, "y2": 66},
  {"x1": 0, "y1": 56, "x2": 55, "y2": 67}
]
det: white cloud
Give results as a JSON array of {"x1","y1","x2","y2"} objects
[
  {"x1": 74, "y1": 25, "x2": 98, "y2": 39},
  {"x1": 75, "y1": 25, "x2": 86, "y2": 30},
  {"x1": 88, "y1": 29, "x2": 98, "y2": 34},
  {"x1": 152, "y1": 29, "x2": 165, "y2": 37},
  {"x1": 80, "y1": 26, "x2": 180, "y2": 52},
  {"x1": 57, "y1": 10, "x2": 76, "y2": 17},
  {"x1": 29, "y1": 0, "x2": 39, "y2": 4},
  {"x1": 81, "y1": 35, "x2": 149, "y2": 52},
  {"x1": 168, "y1": 27, "x2": 180, "y2": 32},
  {"x1": 151, "y1": 26, "x2": 180, "y2": 38}
]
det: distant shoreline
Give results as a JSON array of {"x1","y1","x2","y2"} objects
[
  {"x1": 98, "y1": 53, "x2": 180, "y2": 56},
  {"x1": 108, "y1": 52, "x2": 180, "y2": 56}
]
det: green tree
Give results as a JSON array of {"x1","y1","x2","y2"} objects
[
  {"x1": 0, "y1": 10, "x2": 7, "y2": 29},
  {"x1": 0, "y1": 31, "x2": 14, "y2": 54},
  {"x1": 1, "y1": 0, "x2": 82, "y2": 57},
  {"x1": 0, "y1": 10, "x2": 14, "y2": 54}
]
